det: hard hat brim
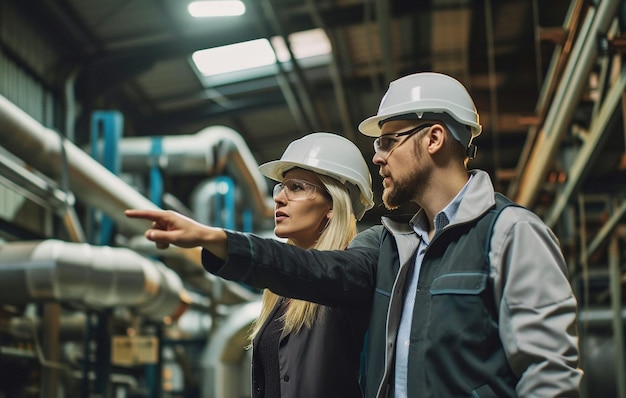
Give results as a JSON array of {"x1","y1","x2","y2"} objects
[
  {"x1": 259, "y1": 159, "x2": 335, "y2": 183},
  {"x1": 358, "y1": 114, "x2": 388, "y2": 137}
]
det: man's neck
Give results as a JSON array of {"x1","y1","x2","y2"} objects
[{"x1": 418, "y1": 170, "x2": 470, "y2": 231}]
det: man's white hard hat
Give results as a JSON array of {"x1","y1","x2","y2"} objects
[{"x1": 359, "y1": 72, "x2": 482, "y2": 158}]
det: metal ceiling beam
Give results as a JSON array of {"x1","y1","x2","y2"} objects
[
  {"x1": 513, "y1": 0, "x2": 620, "y2": 208},
  {"x1": 144, "y1": 92, "x2": 288, "y2": 133},
  {"x1": 258, "y1": 0, "x2": 317, "y2": 131},
  {"x1": 375, "y1": 0, "x2": 395, "y2": 83},
  {"x1": 544, "y1": 63, "x2": 626, "y2": 228},
  {"x1": 508, "y1": 0, "x2": 586, "y2": 199},
  {"x1": 306, "y1": 0, "x2": 356, "y2": 141},
  {"x1": 12, "y1": 0, "x2": 101, "y2": 56},
  {"x1": 584, "y1": 199, "x2": 626, "y2": 263}
]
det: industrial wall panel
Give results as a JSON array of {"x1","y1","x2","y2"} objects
[{"x1": 0, "y1": 1, "x2": 61, "y2": 83}]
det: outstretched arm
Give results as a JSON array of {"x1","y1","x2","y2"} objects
[
  {"x1": 126, "y1": 208, "x2": 380, "y2": 307},
  {"x1": 124, "y1": 209, "x2": 228, "y2": 259}
]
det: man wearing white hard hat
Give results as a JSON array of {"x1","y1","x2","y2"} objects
[
  {"x1": 354, "y1": 72, "x2": 582, "y2": 397},
  {"x1": 127, "y1": 72, "x2": 582, "y2": 397}
]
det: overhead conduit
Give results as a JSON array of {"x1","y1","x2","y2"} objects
[{"x1": 0, "y1": 94, "x2": 260, "y2": 305}]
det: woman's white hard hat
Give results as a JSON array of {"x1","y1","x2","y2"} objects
[{"x1": 258, "y1": 132, "x2": 374, "y2": 220}]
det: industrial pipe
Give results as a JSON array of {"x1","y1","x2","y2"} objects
[
  {"x1": 112, "y1": 125, "x2": 275, "y2": 222},
  {"x1": 0, "y1": 94, "x2": 259, "y2": 304},
  {"x1": 0, "y1": 240, "x2": 189, "y2": 322}
]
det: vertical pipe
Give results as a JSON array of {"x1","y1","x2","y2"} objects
[
  {"x1": 609, "y1": 232, "x2": 626, "y2": 398},
  {"x1": 576, "y1": 193, "x2": 590, "y2": 398},
  {"x1": 90, "y1": 111, "x2": 124, "y2": 245},
  {"x1": 41, "y1": 303, "x2": 61, "y2": 398},
  {"x1": 223, "y1": 176, "x2": 236, "y2": 230},
  {"x1": 484, "y1": 0, "x2": 501, "y2": 190},
  {"x1": 93, "y1": 312, "x2": 113, "y2": 397},
  {"x1": 150, "y1": 137, "x2": 164, "y2": 208},
  {"x1": 243, "y1": 208, "x2": 253, "y2": 232}
]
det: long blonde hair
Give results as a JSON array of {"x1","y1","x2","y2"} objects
[{"x1": 249, "y1": 174, "x2": 358, "y2": 341}]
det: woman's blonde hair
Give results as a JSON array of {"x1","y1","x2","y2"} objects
[{"x1": 248, "y1": 173, "x2": 358, "y2": 342}]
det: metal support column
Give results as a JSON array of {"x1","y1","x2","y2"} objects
[{"x1": 609, "y1": 233, "x2": 626, "y2": 398}]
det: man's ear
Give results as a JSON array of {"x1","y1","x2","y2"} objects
[{"x1": 426, "y1": 123, "x2": 446, "y2": 154}]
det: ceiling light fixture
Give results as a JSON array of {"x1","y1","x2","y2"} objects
[{"x1": 188, "y1": 1, "x2": 246, "y2": 17}]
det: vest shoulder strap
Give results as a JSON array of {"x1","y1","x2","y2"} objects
[{"x1": 483, "y1": 192, "x2": 523, "y2": 263}]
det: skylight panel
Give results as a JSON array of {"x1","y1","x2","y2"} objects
[
  {"x1": 192, "y1": 28, "x2": 331, "y2": 78},
  {"x1": 271, "y1": 29, "x2": 331, "y2": 62},
  {"x1": 192, "y1": 39, "x2": 277, "y2": 76}
]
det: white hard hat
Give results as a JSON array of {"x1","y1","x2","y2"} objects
[
  {"x1": 358, "y1": 72, "x2": 482, "y2": 158},
  {"x1": 258, "y1": 132, "x2": 374, "y2": 220}
]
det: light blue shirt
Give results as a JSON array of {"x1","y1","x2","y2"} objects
[{"x1": 393, "y1": 175, "x2": 473, "y2": 397}]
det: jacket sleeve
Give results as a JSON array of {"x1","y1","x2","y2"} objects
[
  {"x1": 490, "y1": 207, "x2": 583, "y2": 397},
  {"x1": 202, "y1": 228, "x2": 381, "y2": 308}
]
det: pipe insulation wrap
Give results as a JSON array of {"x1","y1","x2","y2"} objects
[
  {"x1": 0, "y1": 240, "x2": 189, "y2": 322},
  {"x1": 114, "y1": 126, "x2": 274, "y2": 219}
]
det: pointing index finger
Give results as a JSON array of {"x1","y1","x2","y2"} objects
[{"x1": 125, "y1": 209, "x2": 164, "y2": 221}]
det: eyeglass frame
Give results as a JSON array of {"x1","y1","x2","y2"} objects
[
  {"x1": 373, "y1": 123, "x2": 435, "y2": 155},
  {"x1": 272, "y1": 178, "x2": 327, "y2": 201}
]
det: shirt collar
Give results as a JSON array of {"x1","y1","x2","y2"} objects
[{"x1": 411, "y1": 173, "x2": 474, "y2": 239}]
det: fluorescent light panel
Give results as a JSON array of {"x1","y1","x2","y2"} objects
[
  {"x1": 188, "y1": 1, "x2": 245, "y2": 17},
  {"x1": 193, "y1": 39, "x2": 276, "y2": 76},
  {"x1": 192, "y1": 29, "x2": 331, "y2": 77}
]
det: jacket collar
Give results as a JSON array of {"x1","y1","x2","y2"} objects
[{"x1": 380, "y1": 169, "x2": 496, "y2": 235}]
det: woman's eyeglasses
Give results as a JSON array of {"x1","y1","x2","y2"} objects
[
  {"x1": 373, "y1": 124, "x2": 434, "y2": 156},
  {"x1": 273, "y1": 179, "x2": 324, "y2": 201}
]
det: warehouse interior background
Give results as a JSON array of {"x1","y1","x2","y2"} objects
[{"x1": 0, "y1": 0, "x2": 625, "y2": 397}]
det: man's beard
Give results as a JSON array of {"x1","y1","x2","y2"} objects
[
  {"x1": 382, "y1": 144, "x2": 425, "y2": 210},
  {"x1": 382, "y1": 172, "x2": 418, "y2": 210}
]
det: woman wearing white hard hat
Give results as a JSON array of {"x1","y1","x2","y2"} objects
[
  {"x1": 246, "y1": 132, "x2": 373, "y2": 397},
  {"x1": 127, "y1": 132, "x2": 374, "y2": 398}
]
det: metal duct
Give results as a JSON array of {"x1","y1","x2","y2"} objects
[
  {"x1": 0, "y1": 94, "x2": 257, "y2": 304},
  {"x1": 0, "y1": 240, "x2": 189, "y2": 322},
  {"x1": 113, "y1": 125, "x2": 275, "y2": 221}
]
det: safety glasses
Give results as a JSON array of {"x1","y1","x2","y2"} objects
[
  {"x1": 373, "y1": 123, "x2": 434, "y2": 156},
  {"x1": 273, "y1": 179, "x2": 325, "y2": 201}
]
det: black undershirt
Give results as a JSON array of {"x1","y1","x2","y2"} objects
[{"x1": 257, "y1": 300, "x2": 289, "y2": 398}]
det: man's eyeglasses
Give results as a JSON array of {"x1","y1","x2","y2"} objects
[
  {"x1": 273, "y1": 179, "x2": 324, "y2": 201},
  {"x1": 373, "y1": 124, "x2": 434, "y2": 156}
]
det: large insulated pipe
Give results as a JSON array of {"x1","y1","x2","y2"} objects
[
  {"x1": 0, "y1": 240, "x2": 189, "y2": 322},
  {"x1": 113, "y1": 125, "x2": 274, "y2": 221},
  {"x1": 0, "y1": 94, "x2": 158, "y2": 237},
  {"x1": 0, "y1": 95, "x2": 256, "y2": 304}
]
